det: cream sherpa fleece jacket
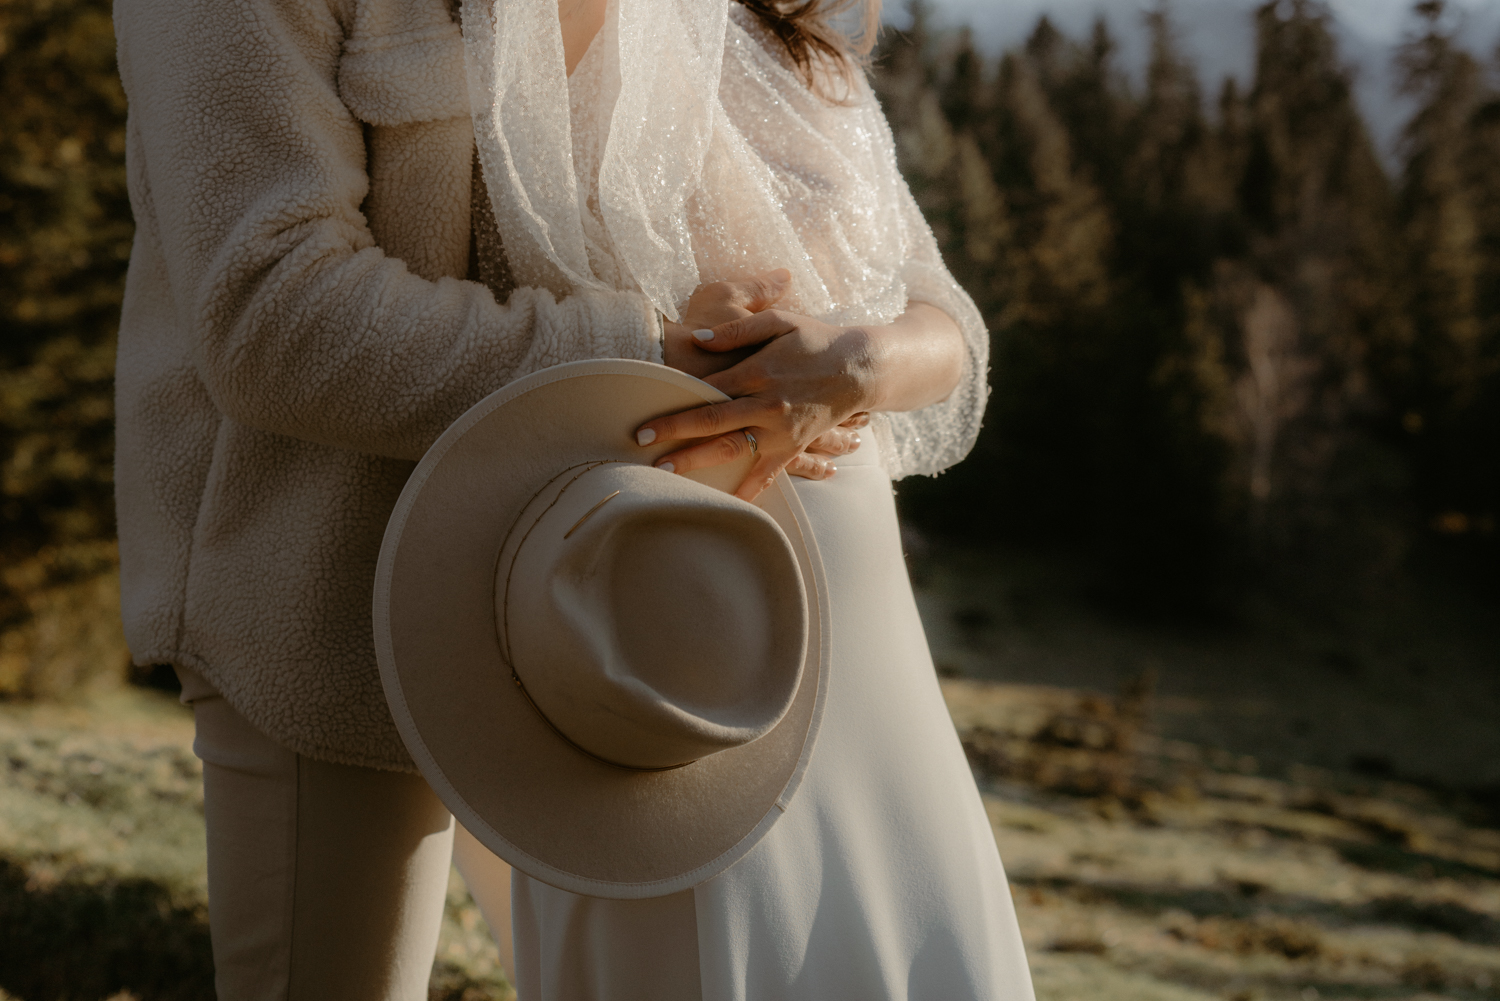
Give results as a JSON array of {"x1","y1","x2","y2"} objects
[{"x1": 112, "y1": 0, "x2": 662, "y2": 770}]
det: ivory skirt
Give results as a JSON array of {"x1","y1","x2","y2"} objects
[{"x1": 466, "y1": 440, "x2": 1036, "y2": 1001}]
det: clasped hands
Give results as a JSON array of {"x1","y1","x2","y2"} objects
[{"x1": 639, "y1": 268, "x2": 871, "y2": 501}]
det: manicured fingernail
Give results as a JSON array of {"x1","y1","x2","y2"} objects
[
  {"x1": 770, "y1": 268, "x2": 791, "y2": 283},
  {"x1": 636, "y1": 428, "x2": 656, "y2": 446},
  {"x1": 827, "y1": 466, "x2": 837, "y2": 477},
  {"x1": 692, "y1": 328, "x2": 715, "y2": 342},
  {"x1": 657, "y1": 461, "x2": 675, "y2": 473}
]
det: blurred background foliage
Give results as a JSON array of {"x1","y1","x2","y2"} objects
[
  {"x1": 0, "y1": 0, "x2": 1497, "y2": 696},
  {"x1": 881, "y1": 0, "x2": 1499, "y2": 617},
  {"x1": 0, "y1": 0, "x2": 131, "y2": 697},
  {"x1": 2, "y1": 1, "x2": 1499, "y2": 999}
]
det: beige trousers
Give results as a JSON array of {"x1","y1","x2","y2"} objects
[{"x1": 178, "y1": 668, "x2": 516, "y2": 1000}]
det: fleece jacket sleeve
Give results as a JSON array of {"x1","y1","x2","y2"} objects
[{"x1": 113, "y1": 0, "x2": 660, "y2": 462}]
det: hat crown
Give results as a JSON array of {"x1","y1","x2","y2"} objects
[{"x1": 497, "y1": 463, "x2": 808, "y2": 770}]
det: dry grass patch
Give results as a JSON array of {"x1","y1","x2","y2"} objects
[
  {"x1": 2, "y1": 672, "x2": 1494, "y2": 1000},
  {"x1": 0, "y1": 688, "x2": 514, "y2": 1001},
  {"x1": 947, "y1": 678, "x2": 1500, "y2": 1000}
]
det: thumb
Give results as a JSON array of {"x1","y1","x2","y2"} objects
[{"x1": 734, "y1": 268, "x2": 792, "y2": 313}]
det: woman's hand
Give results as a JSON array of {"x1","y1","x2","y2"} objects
[
  {"x1": 657, "y1": 268, "x2": 862, "y2": 477},
  {"x1": 638, "y1": 302, "x2": 964, "y2": 499},
  {"x1": 660, "y1": 270, "x2": 791, "y2": 381},
  {"x1": 643, "y1": 311, "x2": 876, "y2": 498}
]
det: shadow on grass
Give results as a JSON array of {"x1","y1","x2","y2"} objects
[
  {"x1": 1335, "y1": 838, "x2": 1500, "y2": 882},
  {"x1": 1019, "y1": 874, "x2": 1500, "y2": 946},
  {"x1": 0, "y1": 858, "x2": 214, "y2": 1001}
]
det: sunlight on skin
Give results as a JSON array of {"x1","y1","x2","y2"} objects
[
  {"x1": 648, "y1": 298, "x2": 966, "y2": 501},
  {"x1": 558, "y1": 0, "x2": 607, "y2": 75}
]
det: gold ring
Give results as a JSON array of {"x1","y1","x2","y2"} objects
[{"x1": 743, "y1": 429, "x2": 758, "y2": 456}]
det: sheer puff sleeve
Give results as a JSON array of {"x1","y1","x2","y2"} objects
[{"x1": 877, "y1": 175, "x2": 991, "y2": 480}]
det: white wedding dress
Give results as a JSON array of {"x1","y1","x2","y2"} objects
[{"x1": 455, "y1": 2, "x2": 1036, "y2": 998}]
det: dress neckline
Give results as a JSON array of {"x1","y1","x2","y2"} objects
[{"x1": 565, "y1": 14, "x2": 604, "y2": 81}]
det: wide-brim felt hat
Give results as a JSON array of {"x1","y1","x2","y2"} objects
[{"x1": 373, "y1": 359, "x2": 829, "y2": 899}]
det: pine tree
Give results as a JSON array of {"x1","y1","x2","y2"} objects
[
  {"x1": 0, "y1": 0, "x2": 126, "y2": 555},
  {"x1": 0, "y1": 0, "x2": 132, "y2": 692},
  {"x1": 1211, "y1": 0, "x2": 1407, "y2": 574},
  {"x1": 1394, "y1": 0, "x2": 1500, "y2": 565},
  {"x1": 887, "y1": 10, "x2": 1237, "y2": 608}
]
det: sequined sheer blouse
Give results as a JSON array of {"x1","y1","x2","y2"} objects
[{"x1": 466, "y1": 4, "x2": 988, "y2": 479}]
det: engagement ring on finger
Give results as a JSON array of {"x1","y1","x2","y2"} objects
[{"x1": 744, "y1": 430, "x2": 758, "y2": 456}]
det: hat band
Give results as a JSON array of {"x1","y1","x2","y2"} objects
[
  {"x1": 494, "y1": 460, "x2": 696, "y2": 774},
  {"x1": 507, "y1": 664, "x2": 695, "y2": 773}
]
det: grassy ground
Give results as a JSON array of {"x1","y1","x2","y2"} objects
[
  {"x1": 911, "y1": 545, "x2": 1500, "y2": 793},
  {"x1": 0, "y1": 687, "x2": 510, "y2": 1001},
  {"x1": 919, "y1": 543, "x2": 1500, "y2": 1001},
  {"x1": 951, "y1": 678, "x2": 1500, "y2": 1000},
  {"x1": 0, "y1": 559, "x2": 1495, "y2": 1000}
]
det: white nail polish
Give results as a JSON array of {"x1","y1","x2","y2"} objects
[
  {"x1": 636, "y1": 428, "x2": 656, "y2": 446},
  {"x1": 658, "y1": 461, "x2": 675, "y2": 473},
  {"x1": 692, "y1": 328, "x2": 715, "y2": 342}
]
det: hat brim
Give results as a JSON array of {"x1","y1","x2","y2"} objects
[{"x1": 373, "y1": 359, "x2": 829, "y2": 899}]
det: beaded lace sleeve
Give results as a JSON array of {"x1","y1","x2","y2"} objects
[{"x1": 874, "y1": 179, "x2": 990, "y2": 480}]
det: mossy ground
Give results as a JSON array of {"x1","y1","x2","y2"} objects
[
  {"x1": 0, "y1": 688, "x2": 512, "y2": 1001},
  {"x1": 953, "y1": 676, "x2": 1500, "y2": 1000},
  {"x1": 0, "y1": 584, "x2": 1495, "y2": 1000}
]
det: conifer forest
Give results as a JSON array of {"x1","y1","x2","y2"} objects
[
  {"x1": 1, "y1": 1, "x2": 1499, "y2": 999},
  {"x1": 4, "y1": 0, "x2": 1499, "y2": 634},
  {"x1": 878, "y1": 1, "x2": 1497, "y2": 611}
]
